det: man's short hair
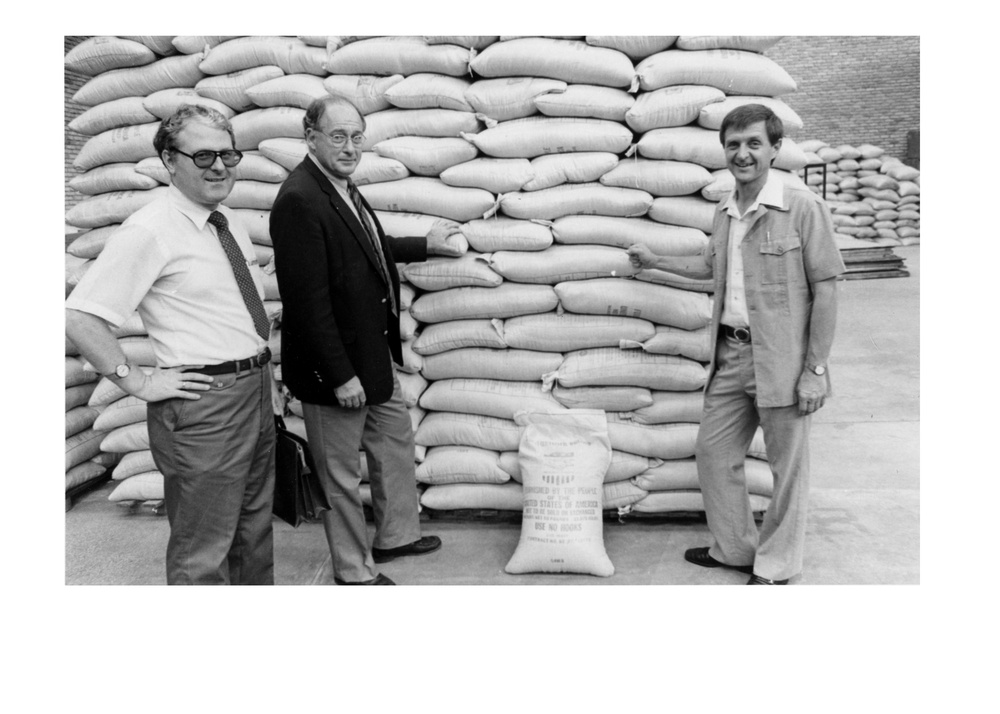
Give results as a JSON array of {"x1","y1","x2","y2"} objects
[
  {"x1": 153, "y1": 104, "x2": 235, "y2": 155},
  {"x1": 303, "y1": 95, "x2": 366, "y2": 134},
  {"x1": 719, "y1": 103, "x2": 784, "y2": 146}
]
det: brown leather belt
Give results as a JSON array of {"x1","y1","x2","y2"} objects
[
  {"x1": 721, "y1": 325, "x2": 752, "y2": 343},
  {"x1": 185, "y1": 347, "x2": 271, "y2": 375}
]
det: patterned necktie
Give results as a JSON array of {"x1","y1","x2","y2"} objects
[
  {"x1": 347, "y1": 180, "x2": 397, "y2": 316},
  {"x1": 208, "y1": 211, "x2": 271, "y2": 342}
]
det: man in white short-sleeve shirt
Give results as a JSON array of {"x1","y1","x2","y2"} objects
[{"x1": 66, "y1": 105, "x2": 276, "y2": 585}]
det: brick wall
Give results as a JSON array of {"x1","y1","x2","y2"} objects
[
  {"x1": 766, "y1": 36, "x2": 920, "y2": 162},
  {"x1": 64, "y1": 36, "x2": 90, "y2": 211}
]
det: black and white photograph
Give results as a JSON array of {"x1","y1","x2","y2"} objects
[{"x1": 9, "y1": 6, "x2": 990, "y2": 711}]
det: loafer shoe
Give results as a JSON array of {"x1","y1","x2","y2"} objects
[
  {"x1": 334, "y1": 573, "x2": 396, "y2": 586},
  {"x1": 372, "y1": 535, "x2": 442, "y2": 563},
  {"x1": 684, "y1": 547, "x2": 753, "y2": 574},
  {"x1": 746, "y1": 574, "x2": 789, "y2": 585}
]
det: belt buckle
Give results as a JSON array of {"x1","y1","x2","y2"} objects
[
  {"x1": 255, "y1": 347, "x2": 271, "y2": 367},
  {"x1": 733, "y1": 327, "x2": 751, "y2": 343}
]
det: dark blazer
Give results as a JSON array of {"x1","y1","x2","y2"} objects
[{"x1": 269, "y1": 157, "x2": 427, "y2": 406}]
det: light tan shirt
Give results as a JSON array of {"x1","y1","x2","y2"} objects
[
  {"x1": 66, "y1": 185, "x2": 267, "y2": 367},
  {"x1": 720, "y1": 173, "x2": 785, "y2": 329}
]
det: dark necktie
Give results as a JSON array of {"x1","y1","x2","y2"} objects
[
  {"x1": 347, "y1": 180, "x2": 397, "y2": 316},
  {"x1": 208, "y1": 210, "x2": 271, "y2": 342}
]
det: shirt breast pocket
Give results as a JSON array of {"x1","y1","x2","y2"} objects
[{"x1": 758, "y1": 233, "x2": 802, "y2": 285}]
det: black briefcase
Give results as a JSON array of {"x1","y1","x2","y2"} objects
[{"x1": 272, "y1": 415, "x2": 330, "y2": 527}]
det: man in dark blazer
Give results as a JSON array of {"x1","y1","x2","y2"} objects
[{"x1": 270, "y1": 96, "x2": 462, "y2": 585}]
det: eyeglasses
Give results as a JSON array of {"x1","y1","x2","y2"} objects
[
  {"x1": 313, "y1": 129, "x2": 366, "y2": 148},
  {"x1": 172, "y1": 148, "x2": 244, "y2": 168}
]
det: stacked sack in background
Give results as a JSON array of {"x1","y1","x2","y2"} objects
[
  {"x1": 65, "y1": 351, "x2": 119, "y2": 499},
  {"x1": 796, "y1": 139, "x2": 920, "y2": 247},
  {"x1": 64, "y1": 35, "x2": 814, "y2": 517}
]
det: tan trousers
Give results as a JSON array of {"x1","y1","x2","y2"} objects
[
  {"x1": 696, "y1": 335, "x2": 813, "y2": 582},
  {"x1": 301, "y1": 372, "x2": 422, "y2": 583}
]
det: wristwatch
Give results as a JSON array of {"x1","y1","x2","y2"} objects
[
  {"x1": 106, "y1": 363, "x2": 131, "y2": 380},
  {"x1": 806, "y1": 363, "x2": 827, "y2": 376}
]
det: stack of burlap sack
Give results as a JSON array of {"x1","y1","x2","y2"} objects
[
  {"x1": 65, "y1": 35, "x2": 799, "y2": 516},
  {"x1": 797, "y1": 140, "x2": 920, "y2": 247},
  {"x1": 65, "y1": 349, "x2": 119, "y2": 496}
]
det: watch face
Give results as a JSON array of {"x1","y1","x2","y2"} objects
[
  {"x1": 813, "y1": 365, "x2": 826, "y2": 375},
  {"x1": 115, "y1": 364, "x2": 130, "y2": 379}
]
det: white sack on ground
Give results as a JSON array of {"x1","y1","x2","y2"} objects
[{"x1": 505, "y1": 409, "x2": 614, "y2": 577}]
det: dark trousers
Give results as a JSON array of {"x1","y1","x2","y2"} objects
[{"x1": 147, "y1": 365, "x2": 275, "y2": 585}]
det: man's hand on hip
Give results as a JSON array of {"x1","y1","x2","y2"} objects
[
  {"x1": 795, "y1": 370, "x2": 829, "y2": 415},
  {"x1": 335, "y1": 376, "x2": 367, "y2": 409},
  {"x1": 123, "y1": 367, "x2": 214, "y2": 403}
]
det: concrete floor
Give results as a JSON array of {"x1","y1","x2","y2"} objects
[{"x1": 64, "y1": 246, "x2": 920, "y2": 586}]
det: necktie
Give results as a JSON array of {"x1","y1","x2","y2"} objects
[
  {"x1": 208, "y1": 211, "x2": 271, "y2": 342},
  {"x1": 347, "y1": 180, "x2": 397, "y2": 316}
]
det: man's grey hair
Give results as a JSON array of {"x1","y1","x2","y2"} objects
[{"x1": 153, "y1": 104, "x2": 236, "y2": 156}]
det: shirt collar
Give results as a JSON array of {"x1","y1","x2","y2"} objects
[
  {"x1": 167, "y1": 184, "x2": 220, "y2": 231},
  {"x1": 308, "y1": 152, "x2": 350, "y2": 192},
  {"x1": 723, "y1": 171, "x2": 786, "y2": 219}
]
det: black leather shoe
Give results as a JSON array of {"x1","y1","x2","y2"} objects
[
  {"x1": 746, "y1": 574, "x2": 789, "y2": 585},
  {"x1": 684, "y1": 547, "x2": 754, "y2": 574},
  {"x1": 372, "y1": 535, "x2": 442, "y2": 563},
  {"x1": 334, "y1": 573, "x2": 396, "y2": 585}
]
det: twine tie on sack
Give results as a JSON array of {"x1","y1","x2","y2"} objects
[
  {"x1": 347, "y1": 180, "x2": 397, "y2": 316},
  {"x1": 208, "y1": 211, "x2": 271, "y2": 342}
]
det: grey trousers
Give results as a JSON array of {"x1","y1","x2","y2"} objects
[
  {"x1": 696, "y1": 335, "x2": 813, "y2": 582},
  {"x1": 147, "y1": 365, "x2": 275, "y2": 585},
  {"x1": 301, "y1": 372, "x2": 422, "y2": 583}
]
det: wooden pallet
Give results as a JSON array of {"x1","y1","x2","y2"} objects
[
  {"x1": 64, "y1": 471, "x2": 112, "y2": 512},
  {"x1": 839, "y1": 246, "x2": 909, "y2": 280}
]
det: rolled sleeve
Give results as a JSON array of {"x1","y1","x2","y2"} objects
[{"x1": 799, "y1": 195, "x2": 846, "y2": 283}]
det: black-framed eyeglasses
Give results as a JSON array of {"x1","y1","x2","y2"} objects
[
  {"x1": 172, "y1": 148, "x2": 244, "y2": 168},
  {"x1": 312, "y1": 129, "x2": 366, "y2": 148}
]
